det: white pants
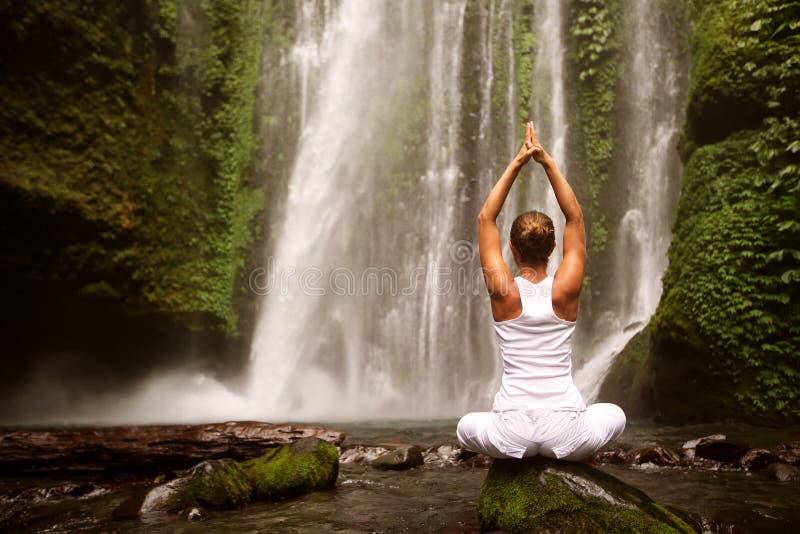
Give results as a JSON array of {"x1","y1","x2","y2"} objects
[{"x1": 456, "y1": 403, "x2": 626, "y2": 461}]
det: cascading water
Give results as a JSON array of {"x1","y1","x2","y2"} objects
[
  {"x1": 573, "y1": 0, "x2": 686, "y2": 400},
  {"x1": 528, "y1": 0, "x2": 568, "y2": 272},
  {"x1": 249, "y1": 0, "x2": 502, "y2": 419},
  {"x1": 248, "y1": 0, "x2": 686, "y2": 420},
  {"x1": 248, "y1": 0, "x2": 582, "y2": 420}
]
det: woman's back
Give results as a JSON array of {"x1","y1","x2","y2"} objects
[
  {"x1": 457, "y1": 120, "x2": 624, "y2": 462},
  {"x1": 492, "y1": 276, "x2": 585, "y2": 411}
]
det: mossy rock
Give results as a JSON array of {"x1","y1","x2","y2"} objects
[
  {"x1": 477, "y1": 457, "x2": 695, "y2": 533},
  {"x1": 167, "y1": 459, "x2": 252, "y2": 511},
  {"x1": 140, "y1": 458, "x2": 252, "y2": 512},
  {"x1": 141, "y1": 437, "x2": 339, "y2": 513},
  {"x1": 242, "y1": 437, "x2": 339, "y2": 501}
]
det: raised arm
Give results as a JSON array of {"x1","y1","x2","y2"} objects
[
  {"x1": 529, "y1": 122, "x2": 586, "y2": 321},
  {"x1": 478, "y1": 122, "x2": 539, "y2": 321}
]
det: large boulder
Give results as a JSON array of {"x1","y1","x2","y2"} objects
[
  {"x1": 140, "y1": 437, "x2": 339, "y2": 513},
  {"x1": 477, "y1": 457, "x2": 695, "y2": 533}
]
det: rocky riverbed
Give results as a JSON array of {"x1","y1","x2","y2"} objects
[{"x1": 0, "y1": 420, "x2": 798, "y2": 532}]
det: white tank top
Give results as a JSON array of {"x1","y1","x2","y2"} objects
[{"x1": 492, "y1": 275, "x2": 586, "y2": 411}]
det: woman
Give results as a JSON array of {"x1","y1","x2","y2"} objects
[{"x1": 456, "y1": 120, "x2": 626, "y2": 461}]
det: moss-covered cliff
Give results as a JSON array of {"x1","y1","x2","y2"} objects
[
  {"x1": 601, "y1": 0, "x2": 800, "y2": 423},
  {"x1": 0, "y1": 0, "x2": 269, "y2": 334},
  {"x1": 0, "y1": 0, "x2": 294, "y2": 399}
]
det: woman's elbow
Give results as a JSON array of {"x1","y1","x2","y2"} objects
[
  {"x1": 566, "y1": 209, "x2": 584, "y2": 225},
  {"x1": 477, "y1": 211, "x2": 493, "y2": 224}
]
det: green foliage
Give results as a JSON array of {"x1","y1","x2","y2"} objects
[
  {"x1": 567, "y1": 0, "x2": 621, "y2": 253},
  {"x1": 0, "y1": 0, "x2": 269, "y2": 335},
  {"x1": 512, "y1": 0, "x2": 536, "y2": 136},
  {"x1": 643, "y1": 0, "x2": 800, "y2": 421},
  {"x1": 684, "y1": 0, "x2": 800, "y2": 149},
  {"x1": 657, "y1": 131, "x2": 799, "y2": 418}
]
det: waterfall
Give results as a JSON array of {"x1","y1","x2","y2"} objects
[
  {"x1": 248, "y1": 0, "x2": 502, "y2": 420},
  {"x1": 8, "y1": 0, "x2": 688, "y2": 425},
  {"x1": 573, "y1": 0, "x2": 686, "y2": 400}
]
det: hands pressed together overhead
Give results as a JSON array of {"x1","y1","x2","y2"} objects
[{"x1": 515, "y1": 121, "x2": 550, "y2": 166}]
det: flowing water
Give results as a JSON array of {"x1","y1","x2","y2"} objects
[
  {"x1": 248, "y1": 0, "x2": 686, "y2": 419},
  {"x1": 573, "y1": 0, "x2": 686, "y2": 400}
]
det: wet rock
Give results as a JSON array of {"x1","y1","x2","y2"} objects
[
  {"x1": 140, "y1": 459, "x2": 250, "y2": 513},
  {"x1": 738, "y1": 448, "x2": 777, "y2": 471},
  {"x1": 461, "y1": 454, "x2": 493, "y2": 468},
  {"x1": 339, "y1": 445, "x2": 389, "y2": 464},
  {"x1": 477, "y1": 456, "x2": 695, "y2": 533},
  {"x1": 772, "y1": 441, "x2": 800, "y2": 465},
  {"x1": 423, "y1": 444, "x2": 459, "y2": 465},
  {"x1": 694, "y1": 437, "x2": 747, "y2": 462},
  {"x1": 0, "y1": 421, "x2": 345, "y2": 475},
  {"x1": 13, "y1": 482, "x2": 98, "y2": 503},
  {"x1": 371, "y1": 445, "x2": 424, "y2": 470},
  {"x1": 592, "y1": 448, "x2": 630, "y2": 465},
  {"x1": 764, "y1": 462, "x2": 800, "y2": 482},
  {"x1": 631, "y1": 446, "x2": 681, "y2": 466},
  {"x1": 186, "y1": 507, "x2": 205, "y2": 521},
  {"x1": 140, "y1": 437, "x2": 339, "y2": 513},
  {"x1": 454, "y1": 448, "x2": 477, "y2": 462},
  {"x1": 681, "y1": 433, "x2": 725, "y2": 462},
  {"x1": 112, "y1": 491, "x2": 149, "y2": 520},
  {"x1": 682, "y1": 434, "x2": 726, "y2": 450}
]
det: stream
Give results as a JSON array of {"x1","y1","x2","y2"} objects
[{"x1": 2, "y1": 420, "x2": 798, "y2": 533}]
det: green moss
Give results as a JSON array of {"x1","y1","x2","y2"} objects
[
  {"x1": 683, "y1": 0, "x2": 800, "y2": 150},
  {"x1": 159, "y1": 439, "x2": 339, "y2": 512},
  {"x1": 0, "y1": 0, "x2": 270, "y2": 336},
  {"x1": 168, "y1": 460, "x2": 252, "y2": 512},
  {"x1": 566, "y1": 0, "x2": 622, "y2": 254},
  {"x1": 242, "y1": 439, "x2": 339, "y2": 501},
  {"x1": 512, "y1": 0, "x2": 536, "y2": 136},
  {"x1": 477, "y1": 457, "x2": 694, "y2": 533},
  {"x1": 652, "y1": 129, "x2": 799, "y2": 421}
]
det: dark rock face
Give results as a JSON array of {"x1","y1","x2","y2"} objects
[
  {"x1": 477, "y1": 457, "x2": 695, "y2": 533},
  {"x1": 0, "y1": 421, "x2": 345, "y2": 475},
  {"x1": 139, "y1": 437, "x2": 339, "y2": 513},
  {"x1": 765, "y1": 462, "x2": 800, "y2": 482},
  {"x1": 371, "y1": 446, "x2": 424, "y2": 470}
]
